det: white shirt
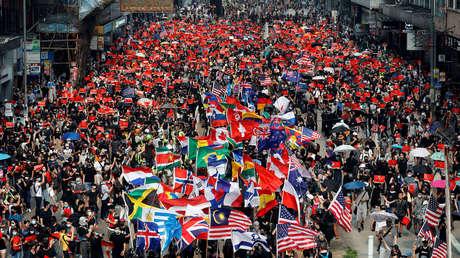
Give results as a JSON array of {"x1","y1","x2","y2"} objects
[{"x1": 34, "y1": 182, "x2": 42, "y2": 197}]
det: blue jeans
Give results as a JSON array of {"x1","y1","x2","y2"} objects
[{"x1": 11, "y1": 250, "x2": 21, "y2": 258}]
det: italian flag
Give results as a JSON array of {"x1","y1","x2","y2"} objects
[{"x1": 155, "y1": 147, "x2": 181, "y2": 171}]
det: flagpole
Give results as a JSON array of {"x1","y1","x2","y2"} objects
[
  {"x1": 444, "y1": 146, "x2": 452, "y2": 258},
  {"x1": 206, "y1": 207, "x2": 210, "y2": 258}
]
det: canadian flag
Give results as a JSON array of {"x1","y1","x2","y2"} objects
[
  {"x1": 267, "y1": 154, "x2": 289, "y2": 179},
  {"x1": 210, "y1": 127, "x2": 229, "y2": 144},
  {"x1": 230, "y1": 121, "x2": 256, "y2": 142}
]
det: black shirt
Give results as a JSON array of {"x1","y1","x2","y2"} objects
[
  {"x1": 415, "y1": 246, "x2": 432, "y2": 258},
  {"x1": 110, "y1": 233, "x2": 125, "y2": 254}
]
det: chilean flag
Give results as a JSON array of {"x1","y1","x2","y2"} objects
[{"x1": 281, "y1": 180, "x2": 300, "y2": 211}]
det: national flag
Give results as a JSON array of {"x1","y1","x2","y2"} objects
[
  {"x1": 242, "y1": 112, "x2": 265, "y2": 123},
  {"x1": 159, "y1": 195, "x2": 210, "y2": 213},
  {"x1": 255, "y1": 125, "x2": 272, "y2": 151},
  {"x1": 241, "y1": 154, "x2": 255, "y2": 180},
  {"x1": 434, "y1": 161, "x2": 445, "y2": 169},
  {"x1": 136, "y1": 220, "x2": 160, "y2": 250},
  {"x1": 211, "y1": 109, "x2": 228, "y2": 128},
  {"x1": 225, "y1": 137, "x2": 244, "y2": 154},
  {"x1": 208, "y1": 208, "x2": 252, "y2": 240},
  {"x1": 176, "y1": 136, "x2": 189, "y2": 155},
  {"x1": 256, "y1": 189, "x2": 278, "y2": 217},
  {"x1": 328, "y1": 187, "x2": 352, "y2": 232},
  {"x1": 196, "y1": 147, "x2": 230, "y2": 169},
  {"x1": 432, "y1": 237, "x2": 447, "y2": 258},
  {"x1": 255, "y1": 162, "x2": 283, "y2": 192},
  {"x1": 417, "y1": 221, "x2": 435, "y2": 242},
  {"x1": 231, "y1": 230, "x2": 270, "y2": 253},
  {"x1": 123, "y1": 189, "x2": 161, "y2": 220},
  {"x1": 155, "y1": 147, "x2": 181, "y2": 170},
  {"x1": 173, "y1": 168, "x2": 194, "y2": 195},
  {"x1": 207, "y1": 155, "x2": 228, "y2": 177},
  {"x1": 210, "y1": 127, "x2": 230, "y2": 144},
  {"x1": 177, "y1": 217, "x2": 209, "y2": 252},
  {"x1": 287, "y1": 223, "x2": 318, "y2": 250},
  {"x1": 212, "y1": 82, "x2": 226, "y2": 98},
  {"x1": 289, "y1": 154, "x2": 310, "y2": 178},
  {"x1": 136, "y1": 221, "x2": 160, "y2": 251},
  {"x1": 281, "y1": 180, "x2": 300, "y2": 211},
  {"x1": 195, "y1": 135, "x2": 215, "y2": 148},
  {"x1": 374, "y1": 175, "x2": 386, "y2": 183},
  {"x1": 187, "y1": 138, "x2": 198, "y2": 160},
  {"x1": 276, "y1": 223, "x2": 296, "y2": 253},
  {"x1": 260, "y1": 75, "x2": 272, "y2": 86},
  {"x1": 122, "y1": 166, "x2": 159, "y2": 186},
  {"x1": 288, "y1": 169, "x2": 307, "y2": 196},
  {"x1": 279, "y1": 204, "x2": 298, "y2": 224},
  {"x1": 424, "y1": 195, "x2": 445, "y2": 227},
  {"x1": 257, "y1": 97, "x2": 272, "y2": 110},
  {"x1": 300, "y1": 127, "x2": 321, "y2": 142},
  {"x1": 223, "y1": 182, "x2": 243, "y2": 207},
  {"x1": 229, "y1": 121, "x2": 256, "y2": 141},
  {"x1": 204, "y1": 187, "x2": 226, "y2": 208},
  {"x1": 267, "y1": 154, "x2": 289, "y2": 179},
  {"x1": 244, "y1": 181, "x2": 260, "y2": 208},
  {"x1": 278, "y1": 112, "x2": 296, "y2": 126}
]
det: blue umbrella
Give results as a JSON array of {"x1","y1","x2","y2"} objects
[
  {"x1": 344, "y1": 181, "x2": 366, "y2": 190},
  {"x1": 62, "y1": 132, "x2": 81, "y2": 141},
  {"x1": 0, "y1": 153, "x2": 11, "y2": 161},
  {"x1": 392, "y1": 144, "x2": 403, "y2": 149}
]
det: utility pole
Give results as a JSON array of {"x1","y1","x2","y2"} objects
[
  {"x1": 445, "y1": 146, "x2": 452, "y2": 258},
  {"x1": 22, "y1": 0, "x2": 28, "y2": 120},
  {"x1": 429, "y1": 0, "x2": 436, "y2": 108}
]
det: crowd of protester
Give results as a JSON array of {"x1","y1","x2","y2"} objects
[{"x1": 0, "y1": 0, "x2": 459, "y2": 257}]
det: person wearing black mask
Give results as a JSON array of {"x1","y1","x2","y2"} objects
[
  {"x1": 412, "y1": 239, "x2": 432, "y2": 258},
  {"x1": 109, "y1": 226, "x2": 127, "y2": 258}
]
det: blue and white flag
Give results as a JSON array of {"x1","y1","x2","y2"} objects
[
  {"x1": 244, "y1": 181, "x2": 260, "y2": 208},
  {"x1": 231, "y1": 230, "x2": 270, "y2": 252}
]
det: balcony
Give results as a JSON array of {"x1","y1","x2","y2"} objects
[{"x1": 382, "y1": 3, "x2": 431, "y2": 29}]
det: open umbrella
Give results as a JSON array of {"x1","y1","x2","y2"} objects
[
  {"x1": 413, "y1": 165, "x2": 431, "y2": 175},
  {"x1": 430, "y1": 152, "x2": 445, "y2": 161},
  {"x1": 122, "y1": 87, "x2": 135, "y2": 97},
  {"x1": 431, "y1": 179, "x2": 454, "y2": 189},
  {"x1": 392, "y1": 144, "x2": 403, "y2": 150},
  {"x1": 324, "y1": 67, "x2": 334, "y2": 74},
  {"x1": 312, "y1": 76, "x2": 325, "y2": 80},
  {"x1": 160, "y1": 103, "x2": 177, "y2": 109},
  {"x1": 0, "y1": 153, "x2": 11, "y2": 161},
  {"x1": 135, "y1": 52, "x2": 146, "y2": 58},
  {"x1": 410, "y1": 148, "x2": 430, "y2": 158},
  {"x1": 370, "y1": 211, "x2": 398, "y2": 222},
  {"x1": 334, "y1": 144, "x2": 356, "y2": 153},
  {"x1": 62, "y1": 132, "x2": 81, "y2": 141},
  {"x1": 344, "y1": 181, "x2": 366, "y2": 190},
  {"x1": 331, "y1": 122, "x2": 350, "y2": 133}
]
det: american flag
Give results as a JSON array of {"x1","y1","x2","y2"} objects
[
  {"x1": 296, "y1": 56, "x2": 311, "y2": 65},
  {"x1": 417, "y1": 221, "x2": 435, "y2": 242},
  {"x1": 288, "y1": 223, "x2": 318, "y2": 250},
  {"x1": 208, "y1": 208, "x2": 251, "y2": 240},
  {"x1": 260, "y1": 75, "x2": 272, "y2": 86},
  {"x1": 279, "y1": 205, "x2": 298, "y2": 224},
  {"x1": 329, "y1": 187, "x2": 352, "y2": 232},
  {"x1": 432, "y1": 237, "x2": 448, "y2": 258},
  {"x1": 212, "y1": 82, "x2": 226, "y2": 98},
  {"x1": 300, "y1": 127, "x2": 321, "y2": 142},
  {"x1": 276, "y1": 223, "x2": 296, "y2": 253},
  {"x1": 425, "y1": 195, "x2": 445, "y2": 227}
]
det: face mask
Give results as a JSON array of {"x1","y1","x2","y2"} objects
[
  {"x1": 12, "y1": 232, "x2": 17, "y2": 236},
  {"x1": 66, "y1": 224, "x2": 71, "y2": 228},
  {"x1": 88, "y1": 212, "x2": 92, "y2": 216},
  {"x1": 115, "y1": 230, "x2": 121, "y2": 234},
  {"x1": 408, "y1": 174, "x2": 412, "y2": 177},
  {"x1": 31, "y1": 220, "x2": 36, "y2": 225},
  {"x1": 30, "y1": 231, "x2": 35, "y2": 234},
  {"x1": 11, "y1": 223, "x2": 15, "y2": 227},
  {"x1": 418, "y1": 194, "x2": 422, "y2": 198}
]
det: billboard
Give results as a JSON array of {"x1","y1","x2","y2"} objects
[{"x1": 120, "y1": 0, "x2": 174, "y2": 12}]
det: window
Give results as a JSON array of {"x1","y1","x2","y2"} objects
[
  {"x1": 457, "y1": 0, "x2": 460, "y2": 9},
  {"x1": 448, "y1": 0, "x2": 454, "y2": 8}
]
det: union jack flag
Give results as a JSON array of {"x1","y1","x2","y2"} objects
[{"x1": 177, "y1": 217, "x2": 209, "y2": 252}]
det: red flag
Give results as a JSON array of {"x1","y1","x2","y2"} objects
[
  {"x1": 331, "y1": 161, "x2": 341, "y2": 168},
  {"x1": 434, "y1": 161, "x2": 445, "y2": 169},
  {"x1": 402, "y1": 145, "x2": 410, "y2": 152},
  {"x1": 6, "y1": 122, "x2": 14, "y2": 128},
  {"x1": 38, "y1": 101, "x2": 46, "y2": 107},
  {"x1": 34, "y1": 164, "x2": 44, "y2": 171},
  {"x1": 120, "y1": 120, "x2": 128, "y2": 129},
  {"x1": 167, "y1": 109, "x2": 174, "y2": 118},
  {"x1": 437, "y1": 144, "x2": 444, "y2": 150},
  {"x1": 388, "y1": 160, "x2": 397, "y2": 166},
  {"x1": 423, "y1": 173, "x2": 434, "y2": 182},
  {"x1": 254, "y1": 163, "x2": 283, "y2": 192},
  {"x1": 79, "y1": 120, "x2": 88, "y2": 129},
  {"x1": 373, "y1": 175, "x2": 385, "y2": 183}
]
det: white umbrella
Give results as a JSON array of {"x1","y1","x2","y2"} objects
[
  {"x1": 410, "y1": 147, "x2": 430, "y2": 158},
  {"x1": 370, "y1": 211, "x2": 398, "y2": 222},
  {"x1": 332, "y1": 122, "x2": 350, "y2": 133},
  {"x1": 334, "y1": 145, "x2": 356, "y2": 153},
  {"x1": 324, "y1": 67, "x2": 334, "y2": 74},
  {"x1": 135, "y1": 52, "x2": 146, "y2": 58},
  {"x1": 353, "y1": 52, "x2": 362, "y2": 57},
  {"x1": 312, "y1": 76, "x2": 325, "y2": 80}
]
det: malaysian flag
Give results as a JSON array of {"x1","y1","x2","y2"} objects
[
  {"x1": 432, "y1": 237, "x2": 448, "y2": 258},
  {"x1": 276, "y1": 223, "x2": 296, "y2": 253},
  {"x1": 208, "y1": 208, "x2": 252, "y2": 240},
  {"x1": 212, "y1": 82, "x2": 226, "y2": 98},
  {"x1": 260, "y1": 75, "x2": 272, "y2": 86},
  {"x1": 300, "y1": 127, "x2": 321, "y2": 142},
  {"x1": 329, "y1": 186, "x2": 352, "y2": 232},
  {"x1": 424, "y1": 195, "x2": 445, "y2": 227},
  {"x1": 417, "y1": 221, "x2": 435, "y2": 242}
]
